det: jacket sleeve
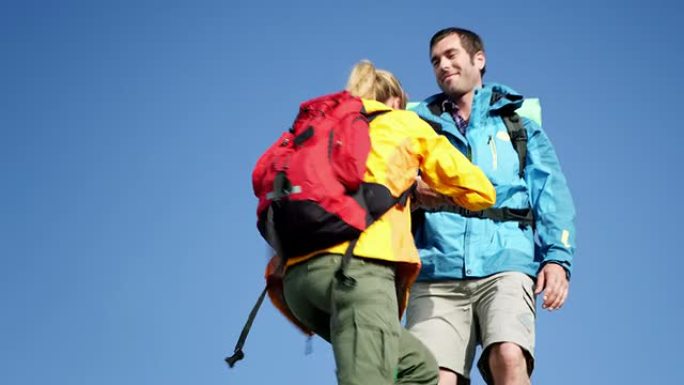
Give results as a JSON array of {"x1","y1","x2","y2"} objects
[
  {"x1": 524, "y1": 118, "x2": 576, "y2": 276},
  {"x1": 410, "y1": 116, "x2": 496, "y2": 211}
]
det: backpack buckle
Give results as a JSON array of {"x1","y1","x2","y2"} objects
[
  {"x1": 460, "y1": 208, "x2": 484, "y2": 218},
  {"x1": 266, "y1": 185, "x2": 301, "y2": 200},
  {"x1": 267, "y1": 171, "x2": 302, "y2": 201}
]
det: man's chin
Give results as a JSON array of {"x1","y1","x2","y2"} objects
[
  {"x1": 438, "y1": 84, "x2": 456, "y2": 96},
  {"x1": 439, "y1": 83, "x2": 461, "y2": 95},
  {"x1": 443, "y1": 88, "x2": 466, "y2": 99}
]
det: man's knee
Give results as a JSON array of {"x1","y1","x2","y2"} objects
[{"x1": 488, "y1": 342, "x2": 527, "y2": 371}]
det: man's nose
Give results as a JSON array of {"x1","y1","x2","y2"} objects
[{"x1": 437, "y1": 57, "x2": 450, "y2": 71}]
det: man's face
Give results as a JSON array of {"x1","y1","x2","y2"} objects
[{"x1": 430, "y1": 33, "x2": 485, "y2": 99}]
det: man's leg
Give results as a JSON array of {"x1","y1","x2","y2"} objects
[
  {"x1": 486, "y1": 343, "x2": 530, "y2": 385},
  {"x1": 438, "y1": 368, "x2": 459, "y2": 385},
  {"x1": 406, "y1": 281, "x2": 478, "y2": 385},
  {"x1": 475, "y1": 272, "x2": 536, "y2": 385}
]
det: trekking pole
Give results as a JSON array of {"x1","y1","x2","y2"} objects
[{"x1": 225, "y1": 286, "x2": 268, "y2": 368}]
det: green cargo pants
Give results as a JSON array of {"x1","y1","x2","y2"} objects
[{"x1": 283, "y1": 254, "x2": 438, "y2": 385}]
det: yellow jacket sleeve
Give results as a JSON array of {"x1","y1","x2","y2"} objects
[{"x1": 406, "y1": 112, "x2": 496, "y2": 210}]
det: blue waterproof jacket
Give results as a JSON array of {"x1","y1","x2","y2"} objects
[{"x1": 412, "y1": 83, "x2": 575, "y2": 280}]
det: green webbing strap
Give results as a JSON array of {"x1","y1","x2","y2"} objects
[
  {"x1": 264, "y1": 206, "x2": 286, "y2": 265},
  {"x1": 335, "y1": 238, "x2": 358, "y2": 288},
  {"x1": 225, "y1": 286, "x2": 268, "y2": 368}
]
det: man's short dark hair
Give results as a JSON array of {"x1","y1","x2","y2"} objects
[{"x1": 430, "y1": 27, "x2": 486, "y2": 77}]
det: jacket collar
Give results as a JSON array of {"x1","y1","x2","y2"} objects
[
  {"x1": 416, "y1": 83, "x2": 525, "y2": 119},
  {"x1": 361, "y1": 98, "x2": 393, "y2": 114}
]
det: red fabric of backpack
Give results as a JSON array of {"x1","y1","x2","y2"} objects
[{"x1": 252, "y1": 91, "x2": 398, "y2": 259}]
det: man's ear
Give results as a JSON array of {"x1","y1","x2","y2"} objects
[{"x1": 474, "y1": 51, "x2": 486, "y2": 72}]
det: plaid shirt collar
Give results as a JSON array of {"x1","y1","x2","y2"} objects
[{"x1": 441, "y1": 99, "x2": 469, "y2": 136}]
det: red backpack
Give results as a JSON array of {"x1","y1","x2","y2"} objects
[
  {"x1": 227, "y1": 91, "x2": 412, "y2": 369},
  {"x1": 252, "y1": 90, "x2": 409, "y2": 260}
]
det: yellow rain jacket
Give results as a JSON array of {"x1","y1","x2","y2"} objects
[{"x1": 265, "y1": 98, "x2": 496, "y2": 333}]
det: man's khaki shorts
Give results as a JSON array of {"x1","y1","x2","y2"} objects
[{"x1": 406, "y1": 272, "x2": 536, "y2": 383}]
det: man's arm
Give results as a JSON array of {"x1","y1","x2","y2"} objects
[{"x1": 524, "y1": 118, "x2": 576, "y2": 310}]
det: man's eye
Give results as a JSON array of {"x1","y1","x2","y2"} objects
[{"x1": 446, "y1": 49, "x2": 459, "y2": 59}]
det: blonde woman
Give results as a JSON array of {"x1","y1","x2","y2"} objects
[{"x1": 266, "y1": 60, "x2": 496, "y2": 385}]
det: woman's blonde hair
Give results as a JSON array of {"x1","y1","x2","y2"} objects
[{"x1": 345, "y1": 60, "x2": 407, "y2": 109}]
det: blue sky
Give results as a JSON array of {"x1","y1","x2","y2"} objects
[{"x1": 2, "y1": 1, "x2": 682, "y2": 384}]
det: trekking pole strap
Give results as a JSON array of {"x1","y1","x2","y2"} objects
[{"x1": 225, "y1": 286, "x2": 268, "y2": 368}]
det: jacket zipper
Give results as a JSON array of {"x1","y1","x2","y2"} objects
[{"x1": 488, "y1": 135, "x2": 498, "y2": 170}]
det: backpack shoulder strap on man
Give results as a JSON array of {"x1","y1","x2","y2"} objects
[{"x1": 501, "y1": 111, "x2": 527, "y2": 178}]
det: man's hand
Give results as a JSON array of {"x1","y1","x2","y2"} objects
[
  {"x1": 413, "y1": 176, "x2": 452, "y2": 210},
  {"x1": 534, "y1": 263, "x2": 569, "y2": 311}
]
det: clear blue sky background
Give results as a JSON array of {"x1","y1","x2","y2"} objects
[{"x1": 2, "y1": 1, "x2": 682, "y2": 384}]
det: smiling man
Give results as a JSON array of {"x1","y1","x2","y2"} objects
[{"x1": 406, "y1": 27, "x2": 576, "y2": 385}]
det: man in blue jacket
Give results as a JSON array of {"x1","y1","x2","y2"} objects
[{"x1": 406, "y1": 27, "x2": 576, "y2": 385}]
